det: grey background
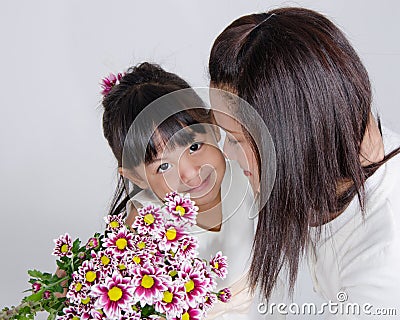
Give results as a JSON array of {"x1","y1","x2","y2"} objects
[{"x1": 1, "y1": 1, "x2": 399, "y2": 318}]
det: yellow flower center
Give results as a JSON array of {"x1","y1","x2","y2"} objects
[
  {"x1": 118, "y1": 264, "x2": 126, "y2": 270},
  {"x1": 116, "y1": 238, "x2": 128, "y2": 250},
  {"x1": 168, "y1": 250, "x2": 176, "y2": 257},
  {"x1": 101, "y1": 255, "x2": 110, "y2": 266},
  {"x1": 85, "y1": 271, "x2": 96, "y2": 283},
  {"x1": 141, "y1": 275, "x2": 154, "y2": 289},
  {"x1": 182, "y1": 312, "x2": 190, "y2": 320},
  {"x1": 108, "y1": 286, "x2": 123, "y2": 302},
  {"x1": 72, "y1": 317, "x2": 80, "y2": 320},
  {"x1": 185, "y1": 280, "x2": 195, "y2": 293},
  {"x1": 81, "y1": 297, "x2": 90, "y2": 305},
  {"x1": 176, "y1": 205, "x2": 186, "y2": 216},
  {"x1": 144, "y1": 213, "x2": 155, "y2": 225},
  {"x1": 162, "y1": 290, "x2": 173, "y2": 303},
  {"x1": 214, "y1": 262, "x2": 219, "y2": 269},
  {"x1": 75, "y1": 282, "x2": 82, "y2": 292},
  {"x1": 109, "y1": 221, "x2": 120, "y2": 228},
  {"x1": 61, "y1": 244, "x2": 69, "y2": 253},
  {"x1": 132, "y1": 256, "x2": 141, "y2": 264},
  {"x1": 169, "y1": 270, "x2": 177, "y2": 277},
  {"x1": 137, "y1": 241, "x2": 146, "y2": 250},
  {"x1": 166, "y1": 227, "x2": 177, "y2": 241}
]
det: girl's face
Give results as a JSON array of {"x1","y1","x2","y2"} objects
[
  {"x1": 132, "y1": 128, "x2": 226, "y2": 211},
  {"x1": 210, "y1": 89, "x2": 259, "y2": 193}
]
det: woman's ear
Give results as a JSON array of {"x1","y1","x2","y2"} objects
[{"x1": 118, "y1": 167, "x2": 149, "y2": 189}]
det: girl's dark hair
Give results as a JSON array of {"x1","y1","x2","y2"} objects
[
  {"x1": 209, "y1": 7, "x2": 400, "y2": 300},
  {"x1": 102, "y1": 62, "x2": 212, "y2": 217}
]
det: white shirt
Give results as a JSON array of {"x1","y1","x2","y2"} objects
[{"x1": 308, "y1": 127, "x2": 400, "y2": 319}]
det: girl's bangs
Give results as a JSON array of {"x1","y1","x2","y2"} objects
[{"x1": 145, "y1": 111, "x2": 208, "y2": 163}]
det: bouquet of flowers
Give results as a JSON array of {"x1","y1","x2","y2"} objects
[{"x1": 0, "y1": 192, "x2": 230, "y2": 320}]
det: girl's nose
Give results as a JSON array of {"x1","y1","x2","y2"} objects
[{"x1": 178, "y1": 155, "x2": 201, "y2": 187}]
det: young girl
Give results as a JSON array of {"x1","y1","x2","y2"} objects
[{"x1": 101, "y1": 63, "x2": 270, "y2": 319}]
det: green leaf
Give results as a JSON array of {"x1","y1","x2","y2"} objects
[
  {"x1": 140, "y1": 304, "x2": 156, "y2": 317},
  {"x1": 56, "y1": 260, "x2": 67, "y2": 270},
  {"x1": 72, "y1": 239, "x2": 81, "y2": 252},
  {"x1": 53, "y1": 284, "x2": 64, "y2": 294},
  {"x1": 27, "y1": 270, "x2": 43, "y2": 278},
  {"x1": 25, "y1": 292, "x2": 43, "y2": 302}
]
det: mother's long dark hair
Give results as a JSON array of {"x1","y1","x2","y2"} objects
[{"x1": 209, "y1": 7, "x2": 400, "y2": 300}]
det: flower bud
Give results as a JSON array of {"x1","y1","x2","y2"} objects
[
  {"x1": 217, "y1": 288, "x2": 232, "y2": 303},
  {"x1": 43, "y1": 290, "x2": 51, "y2": 299},
  {"x1": 32, "y1": 282, "x2": 41, "y2": 293}
]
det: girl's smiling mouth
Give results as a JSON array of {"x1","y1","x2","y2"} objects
[{"x1": 184, "y1": 173, "x2": 213, "y2": 195}]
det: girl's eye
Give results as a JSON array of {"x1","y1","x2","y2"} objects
[
  {"x1": 157, "y1": 163, "x2": 171, "y2": 173},
  {"x1": 189, "y1": 142, "x2": 203, "y2": 154}
]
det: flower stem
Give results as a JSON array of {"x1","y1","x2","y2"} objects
[
  {"x1": 47, "y1": 276, "x2": 69, "y2": 289},
  {"x1": 0, "y1": 301, "x2": 42, "y2": 320}
]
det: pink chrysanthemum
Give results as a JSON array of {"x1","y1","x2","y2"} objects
[
  {"x1": 132, "y1": 204, "x2": 164, "y2": 236},
  {"x1": 90, "y1": 249, "x2": 115, "y2": 277},
  {"x1": 132, "y1": 263, "x2": 168, "y2": 306},
  {"x1": 59, "y1": 305, "x2": 81, "y2": 320},
  {"x1": 200, "y1": 292, "x2": 217, "y2": 312},
  {"x1": 154, "y1": 283, "x2": 186, "y2": 317},
  {"x1": 191, "y1": 259, "x2": 216, "y2": 292},
  {"x1": 158, "y1": 223, "x2": 187, "y2": 252},
  {"x1": 164, "y1": 191, "x2": 179, "y2": 202},
  {"x1": 91, "y1": 272, "x2": 135, "y2": 320},
  {"x1": 173, "y1": 307, "x2": 203, "y2": 320},
  {"x1": 85, "y1": 237, "x2": 100, "y2": 250},
  {"x1": 90, "y1": 308, "x2": 105, "y2": 320},
  {"x1": 217, "y1": 287, "x2": 232, "y2": 303},
  {"x1": 123, "y1": 250, "x2": 152, "y2": 269},
  {"x1": 174, "y1": 236, "x2": 199, "y2": 261},
  {"x1": 179, "y1": 263, "x2": 209, "y2": 308},
  {"x1": 77, "y1": 260, "x2": 100, "y2": 286},
  {"x1": 103, "y1": 226, "x2": 135, "y2": 256},
  {"x1": 209, "y1": 251, "x2": 228, "y2": 279},
  {"x1": 66, "y1": 272, "x2": 90, "y2": 303},
  {"x1": 165, "y1": 193, "x2": 198, "y2": 225},
  {"x1": 52, "y1": 233, "x2": 73, "y2": 257},
  {"x1": 132, "y1": 234, "x2": 158, "y2": 253},
  {"x1": 100, "y1": 72, "x2": 124, "y2": 96},
  {"x1": 104, "y1": 214, "x2": 125, "y2": 231},
  {"x1": 75, "y1": 294, "x2": 94, "y2": 319}
]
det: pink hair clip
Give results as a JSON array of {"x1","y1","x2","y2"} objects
[{"x1": 100, "y1": 72, "x2": 124, "y2": 96}]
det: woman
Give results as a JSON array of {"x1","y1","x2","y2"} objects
[{"x1": 209, "y1": 7, "x2": 400, "y2": 316}]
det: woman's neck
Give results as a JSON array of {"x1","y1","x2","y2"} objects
[
  {"x1": 312, "y1": 113, "x2": 385, "y2": 226},
  {"x1": 359, "y1": 113, "x2": 385, "y2": 166}
]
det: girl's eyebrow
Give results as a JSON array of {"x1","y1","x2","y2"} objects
[{"x1": 147, "y1": 149, "x2": 174, "y2": 165}]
